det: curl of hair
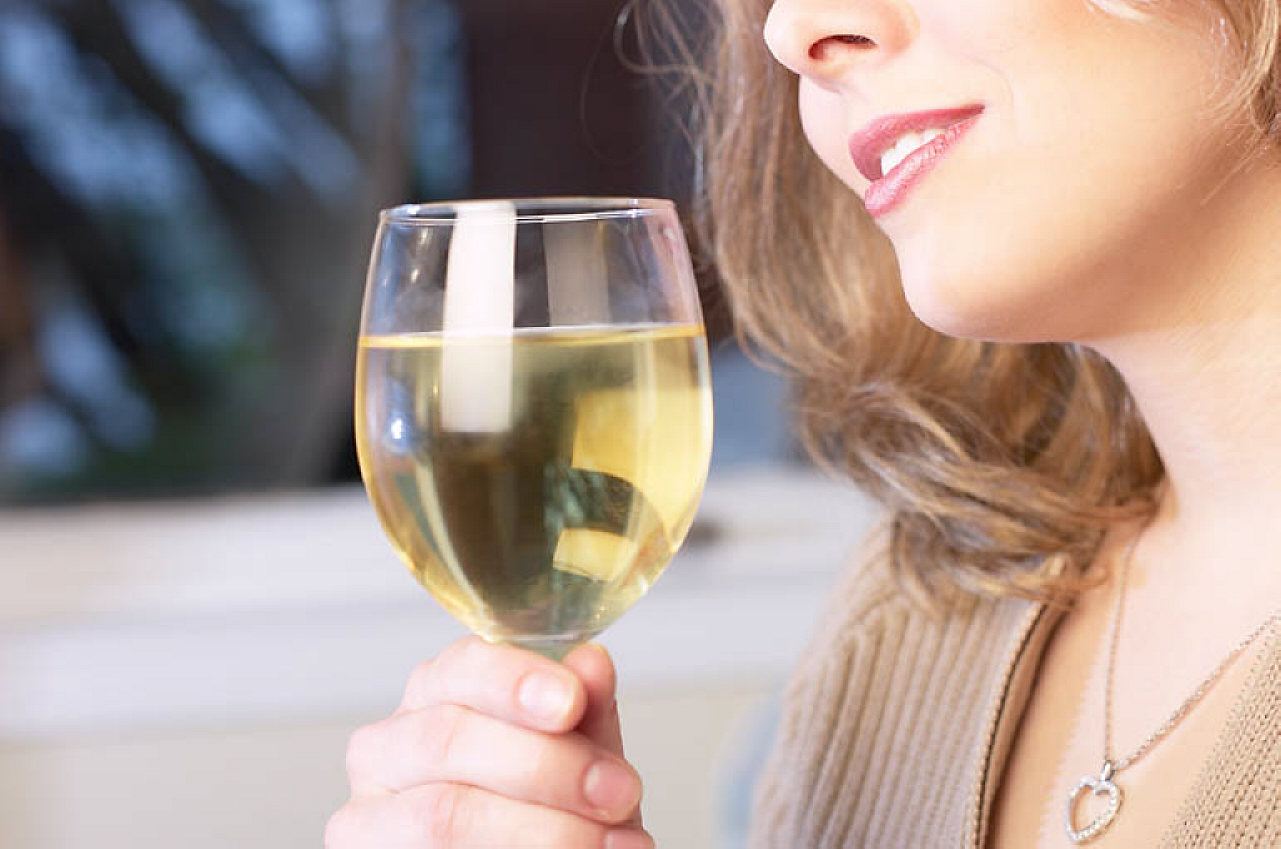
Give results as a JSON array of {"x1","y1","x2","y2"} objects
[{"x1": 628, "y1": 0, "x2": 1281, "y2": 603}]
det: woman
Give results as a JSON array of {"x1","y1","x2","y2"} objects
[{"x1": 325, "y1": 0, "x2": 1281, "y2": 845}]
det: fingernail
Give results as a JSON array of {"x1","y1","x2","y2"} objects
[
  {"x1": 584, "y1": 759, "x2": 641, "y2": 817},
  {"x1": 605, "y1": 829, "x2": 653, "y2": 849},
  {"x1": 517, "y1": 672, "x2": 571, "y2": 722}
]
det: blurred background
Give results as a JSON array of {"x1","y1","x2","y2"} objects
[
  {"x1": 0, "y1": 0, "x2": 730, "y2": 502},
  {"x1": 0, "y1": 1, "x2": 873, "y2": 846}
]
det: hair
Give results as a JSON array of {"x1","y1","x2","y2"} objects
[{"x1": 628, "y1": 0, "x2": 1281, "y2": 604}]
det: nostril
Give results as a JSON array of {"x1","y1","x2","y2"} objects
[{"x1": 808, "y1": 34, "x2": 876, "y2": 62}]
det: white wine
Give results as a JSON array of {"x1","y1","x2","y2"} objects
[{"x1": 356, "y1": 323, "x2": 712, "y2": 656}]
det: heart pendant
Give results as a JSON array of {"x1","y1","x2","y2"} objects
[{"x1": 1065, "y1": 766, "x2": 1122, "y2": 844}]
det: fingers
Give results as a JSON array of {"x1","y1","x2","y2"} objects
[
  {"x1": 337, "y1": 637, "x2": 642, "y2": 846},
  {"x1": 563, "y1": 643, "x2": 624, "y2": 755},
  {"x1": 346, "y1": 704, "x2": 642, "y2": 824},
  {"x1": 399, "y1": 636, "x2": 588, "y2": 733},
  {"x1": 563, "y1": 643, "x2": 638, "y2": 828},
  {"x1": 325, "y1": 783, "x2": 654, "y2": 849}
]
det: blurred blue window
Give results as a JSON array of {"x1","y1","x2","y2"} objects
[{"x1": 0, "y1": 0, "x2": 469, "y2": 501}]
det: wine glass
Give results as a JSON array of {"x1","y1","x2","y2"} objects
[{"x1": 355, "y1": 197, "x2": 713, "y2": 659}]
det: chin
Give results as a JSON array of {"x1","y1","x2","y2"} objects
[{"x1": 898, "y1": 261, "x2": 1065, "y2": 345}]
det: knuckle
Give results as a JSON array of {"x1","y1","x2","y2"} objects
[
  {"x1": 401, "y1": 658, "x2": 440, "y2": 709},
  {"x1": 411, "y1": 783, "x2": 471, "y2": 845},
  {"x1": 520, "y1": 732, "x2": 570, "y2": 790},
  {"x1": 402, "y1": 637, "x2": 486, "y2": 710},
  {"x1": 416, "y1": 703, "x2": 471, "y2": 772},
  {"x1": 344, "y1": 722, "x2": 381, "y2": 783},
  {"x1": 323, "y1": 802, "x2": 360, "y2": 848},
  {"x1": 444, "y1": 634, "x2": 490, "y2": 674},
  {"x1": 441, "y1": 633, "x2": 483, "y2": 664}
]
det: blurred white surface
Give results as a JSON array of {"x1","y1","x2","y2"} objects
[{"x1": 0, "y1": 466, "x2": 877, "y2": 848}]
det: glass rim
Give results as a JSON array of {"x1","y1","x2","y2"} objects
[{"x1": 380, "y1": 196, "x2": 676, "y2": 225}]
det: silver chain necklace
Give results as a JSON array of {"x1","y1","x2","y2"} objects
[{"x1": 1064, "y1": 529, "x2": 1281, "y2": 844}]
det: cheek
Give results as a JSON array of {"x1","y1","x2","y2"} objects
[
  {"x1": 798, "y1": 84, "x2": 861, "y2": 186},
  {"x1": 794, "y1": 2, "x2": 1239, "y2": 343},
  {"x1": 885, "y1": 18, "x2": 1237, "y2": 341}
]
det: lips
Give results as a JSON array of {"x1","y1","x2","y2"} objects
[{"x1": 848, "y1": 104, "x2": 984, "y2": 217}]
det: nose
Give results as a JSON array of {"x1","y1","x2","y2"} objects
[{"x1": 763, "y1": 0, "x2": 915, "y2": 88}]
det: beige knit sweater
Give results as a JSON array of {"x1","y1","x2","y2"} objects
[{"x1": 748, "y1": 559, "x2": 1281, "y2": 847}]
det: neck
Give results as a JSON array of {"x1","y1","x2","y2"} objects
[{"x1": 1087, "y1": 147, "x2": 1281, "y2": 557}]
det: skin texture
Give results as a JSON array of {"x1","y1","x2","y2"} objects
[
  {"x1": 326, "y1": 638, "x2": 652, "y2": 848},
  {"x1": 764, "y1": 0, "x2": 1247, "y2": 343},
  {"x1": 765, "y1": 0, "x2": 1281, "y2": 845}
]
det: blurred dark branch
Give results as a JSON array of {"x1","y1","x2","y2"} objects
[
  {"x1": 38, "y1": 1, "x2": 355, "y2": 485},
  {"x1": 0, "y1": 206, "x2": 40, "y2": 406},
  {"x1": 46, "y1": 0, "x2": 338, "y2": 334},
  {"x1": 46, "y1": 0, "x2": 264, "y2": 206},
  {"x1": 0, "y1": 125, "x2": 158, "y2": 376},
  {"x1": 277, "y1": 0, "x2": 414, "y2": 484},
  {"x1": 2, "y1": 0, "x2": 438, "y2": 492},
  {"x1": 182, "y1": 0, "x2": 355, "y2": 145},
  {"x1": 0, "y1": 135, "x2": 156, "y2": 455}
]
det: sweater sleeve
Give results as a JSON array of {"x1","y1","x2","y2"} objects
[
  {"x1": 747, "y1": 557, "x2": 1034, "y2": 849},
  {"x1": 747, "y1": 557, "x2": 899, "y2": 846}
]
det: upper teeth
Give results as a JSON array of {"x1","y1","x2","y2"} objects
[{"x1": 879, "y1": 128, "x2": 945, "y2": 177}]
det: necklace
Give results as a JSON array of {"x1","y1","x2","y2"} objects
[{"x1": 1064, "y1": 528, "x2": 1281, "y2": 844}]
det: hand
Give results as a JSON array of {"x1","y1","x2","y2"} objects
[{"x1": 325, "y1": 636, "x2": 652, "y2": 848}]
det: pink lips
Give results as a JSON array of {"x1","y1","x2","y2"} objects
[{"x1": 848, "y1": 104, "x2": 984, "y2": 218}]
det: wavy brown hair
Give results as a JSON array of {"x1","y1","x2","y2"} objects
[{"x1": 631, "y1": 0, "x2": 1281, "y2": 602}]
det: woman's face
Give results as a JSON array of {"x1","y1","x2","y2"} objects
[{"x1": 763, "y1": 0, "x2": 1254, "y2": 342}]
